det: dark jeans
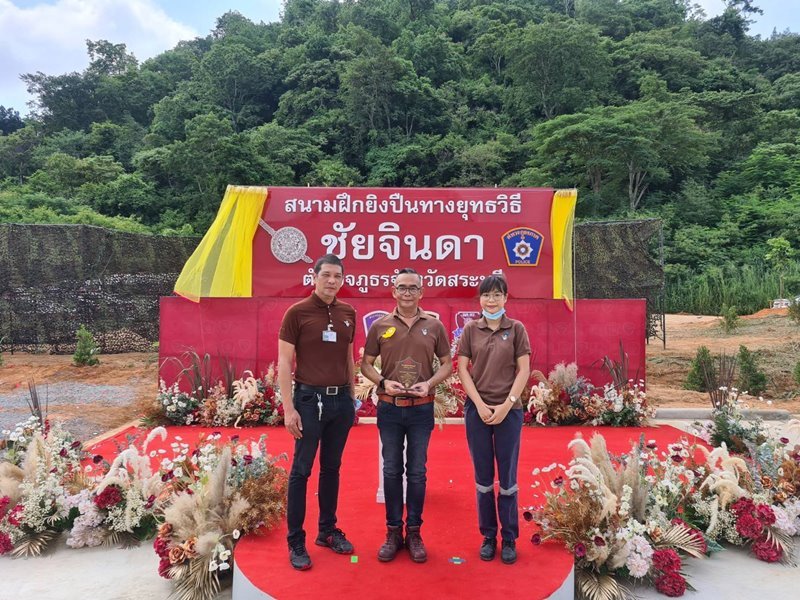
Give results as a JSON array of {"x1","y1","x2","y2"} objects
[
  {"x1": 377, "y1": 401, "x2": 435, "y2": 528},
  {"x1": 464, "y1": 401, "x2": 523, "y2": 541},
  {"x1": 286, "y1": 387, "x2": 355, "y2": 543}
]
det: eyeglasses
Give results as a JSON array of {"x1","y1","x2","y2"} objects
[
  {"x1": 395, "y1": 286, "x2": 421, "y2": 295},
  {"x1": 480, "y1": 292, "x2": 506, "y2": 300}
]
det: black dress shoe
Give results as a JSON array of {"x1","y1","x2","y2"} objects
[
  {"x1": 501, "y1": 539, "x2": 517, "y2": 564},
  {"x1": 479, "y1": 537, "x2": 497, "y2": 561},
  {"x1": 315, "y1": 528, "x2": 354, "y2": 554}
]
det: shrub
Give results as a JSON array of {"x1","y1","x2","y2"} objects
[
  {"x1": 737, "y1": 345, "x2": 767, "y2": 395},
  {"x1": 794, "y1": 361, "x2": 800, "y2": 386},
  {"x1": 789, "y1": 300, "x2": 800, "y2": 325},
  {"x1": 685, "y1": 346, "x2": 713, "y2": 392},
  {"x1": 720, "y1": 303, "x2": 739, "y2": 334},
  {"x1": 73, "y1": 325, "x2": 100, "y2": 366}
]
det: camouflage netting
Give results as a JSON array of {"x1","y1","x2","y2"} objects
[
  {"x1": 574, "y1": 218, "x2": 665, "y2": 342},
  {"x1": 0, "y1": 220, "x2": 663, "y2": 353},
  {"x1": 0, "y1": 224, "x2": 200, "y2": 352}
]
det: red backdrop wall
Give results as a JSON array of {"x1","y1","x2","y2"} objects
[{"x1": 158, "y1": 296, "x2": 646, "y2": 389}]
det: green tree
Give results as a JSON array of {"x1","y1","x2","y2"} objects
[
  {"x1": 765, "y1": 236, "x2": 794, "y2": 299},
  {"x1": 505, "y1": 17, "x2": 611, "y2": 120},
  {"x1": 0, "y1": 106, "x2": 24, "y2": 135},
  {"x1": 737, "y1": 345, "x2": 767, "y2": 395},
  {"x1": 73, "y1": 325, "x2": 100, "y2": 366}
]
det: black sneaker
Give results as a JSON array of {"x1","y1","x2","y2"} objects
[
  {"x1": 501, "y1": 539, "x2": 517, "y2": 564},
  {"x1": 315, "y1": 528, "x2": 354, "y2": 554},
  {"x1": 479, "y1": 537, "x2": 496, "y2": 561},
  {"x1": 289, "y1": 538, "x2": 312, "y2": 570}
]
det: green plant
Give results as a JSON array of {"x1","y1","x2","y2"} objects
[
  {"x1": 794, "y1": 361, "x2": 800, "y2": 386},
  {"x1": 719, "y1": 303, "x2": 739, "y2": 334},
  {"x1": 789, "y1": 300, "x2": 800, "y2": 325},
  {"x1": 73, "y1": 325, "x2": 100, "y2": 366},
  {"x1": 736, "y1": 345, "x2": 767, "y2": 395},
  {"x1": 684, "y1": 345, "x2": 713, "y2": 392},
  {"x1": 765, "y1": 236, "x2": 794, "y2": 299}
]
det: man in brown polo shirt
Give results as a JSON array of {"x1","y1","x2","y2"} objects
[
  {"x1": 361, "y1": 268, "x2": 452, "y2": 563},
  {"x1": 278, "y1": 253, "x2": 357, "y2": 571}
]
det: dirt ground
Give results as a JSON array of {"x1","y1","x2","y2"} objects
[{"x1": 1, "y1": 309, "x2": 799, "y2": 437}]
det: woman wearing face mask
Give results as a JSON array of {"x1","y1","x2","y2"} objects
[{"x1": 457, "y1": 274, "x2": 531, "y2": 565}]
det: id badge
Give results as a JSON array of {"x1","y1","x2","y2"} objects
[{"x1": 322, "y1": 329, "x2": 338, "y2": 342}]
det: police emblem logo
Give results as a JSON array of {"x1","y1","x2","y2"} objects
[
  {"x1": 502, "y1": 227, "x2": 544, "y2": 267},
  {"x1": 364, "y1": 310, "x2": 389, "y2": 332}
]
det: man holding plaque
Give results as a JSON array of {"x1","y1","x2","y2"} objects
[{"x1": 361, "y1": 268, "x2": 452, "y2": 563}]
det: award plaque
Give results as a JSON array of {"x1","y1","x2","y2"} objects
[{"x1": 396, "y1": 357, "x2": 422, "y2": 390}]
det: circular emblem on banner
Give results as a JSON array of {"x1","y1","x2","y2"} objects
[
  {"x1": 259, "y1": 219, "x2": 312, "y2": 263},
  {"x1": 271, "y1": 226, "x2": 309, "y2": 263}
]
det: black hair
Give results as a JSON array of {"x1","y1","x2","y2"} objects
[
  {"x1": 396, "y1": 267, "x2": 422, "y2": 285},
  {"x1": 478, "y1": 274, "x2": 508, "y2": 296},
  {"x1": 314, "y1": 254, "x2": 344, "y2": 274}
]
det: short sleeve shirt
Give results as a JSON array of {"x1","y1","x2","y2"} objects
[
  {"x1": 363, "y1": 308, "x2": 450, "y2": 392},
  {"x1": 279, "y1": 293, "x2": 356, "y2": 386},
  {"x1": 457, "y1": 316, "x2": 531, "y2": 407}
]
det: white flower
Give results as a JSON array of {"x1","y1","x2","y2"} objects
[
  {"x1": 209, "y1": 560, "x2": 218, "y2": 572},
  {"x1": 233, "y1": 529, "x2": 241, "y2": 540}
]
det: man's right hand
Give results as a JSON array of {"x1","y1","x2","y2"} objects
[
  {"x1": 285, "y1": 409, "x2": 303, "y2": 439},
  {"x1": 383, "y1": 379, "x2": 407, "y2": 396}
]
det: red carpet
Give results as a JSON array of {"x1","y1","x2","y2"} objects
[{"x1": 89, "y1": 423, "x2": 695, "y2": 599}]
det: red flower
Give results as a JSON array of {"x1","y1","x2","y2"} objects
[
  {"x1": 523, "y1": 411, "x2": 534, "y2": 424},
  {"x1": 522, "y1": 511, "x2": 533, "y2": 522},
  {"x1": 153, "y1": 536, "x2": 170, "y2": 557},
  {"x1": 653, "y1": 548, "x2": 682, "y2": 573},
  {"x1": 0, "y1": 531, "x2": 13, "y2": 555},
  {"x1": 655, "y1": 572, "x2": 687, "y2": 597},
  {"x1": 94, "y1": 485, "x2": 124, "y2": 509},
  {"x1": 735, "y1": 513, "x2": 763, "y2": 540},
  {"x1": 574, "y1": 542, "x2": 586, "y2": 558},
  {"x1": 0, "y1": 496, "x2": 10, "y2": 517},
  {"x1": 755, "y1": 504, "x2": 776, "y2": 526},
  {"x1": 752, "y1": 537, "x2": 783, "y2": 563},
  {"x1": 7, "y1": 504, "x2": 23, "y2": 526},
  {"x1": 593, "y1": 535, "x2": 606, "y2": 547},
  {"x1": 531, "y1": 533, "x2": 542, "y2": 545},
  {"x1": 731, "y1": 497, "x2": 755, "y2": 517},
  {"x1": 92, "y1": 454, "x2": 104, "y2": 464},
  {"x1": 157, "y1": 555, "x2": 173, "y2": 579}
]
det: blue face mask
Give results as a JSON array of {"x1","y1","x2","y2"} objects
[{"x1": 482, "y1": 308, "x2": 506, "y2": 320}]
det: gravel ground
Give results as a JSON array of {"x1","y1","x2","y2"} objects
[{"x1": 0, "y1": 382, "x2": 139, "y2": 441}]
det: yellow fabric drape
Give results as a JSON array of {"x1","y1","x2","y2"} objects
[
  {"x1": 174, "y1": 185, "x2": 268, "y2": 302},
  {"x1": 550, "y1": 189, "x2": 578, "y2": 310}
]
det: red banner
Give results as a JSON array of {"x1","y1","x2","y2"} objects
[{"x1": 252, "y1": 187, "x2": 556, "y2": 299}]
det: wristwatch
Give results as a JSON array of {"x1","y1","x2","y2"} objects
[
  {"x1": 507, "y1": 395, "x2": 518, "y2": 404},
  {"x1": 379, "y1": 378, "x2": 387, "y2": 390}
]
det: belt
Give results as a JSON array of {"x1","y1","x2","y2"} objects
[
  {"x1": 378, "y1": 394, "x2": 434, "y2": 407},
  {"x1": 297, "y1": 383, "x2": 350, "y2": 396}
]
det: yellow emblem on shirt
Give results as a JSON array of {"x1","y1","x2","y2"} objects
[{"x1": 382, "y1": 326, "x2": 396, "y2": 339}]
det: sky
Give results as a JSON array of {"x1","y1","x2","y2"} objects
[{"x1": 0, "y1": 0, "x2": 798, "y2": 117}]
